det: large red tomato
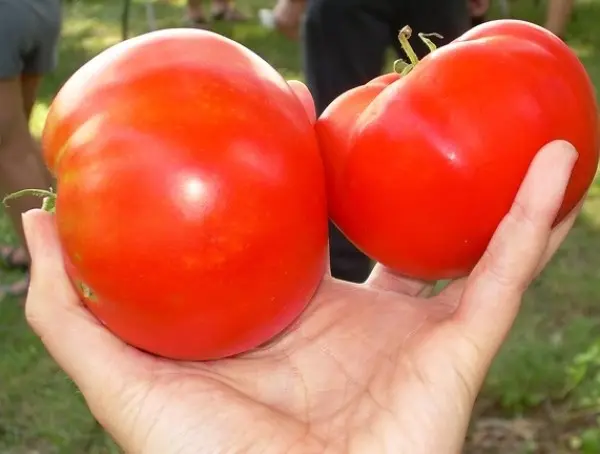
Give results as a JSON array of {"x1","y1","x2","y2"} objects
[
  {"x1": 317, "y1": 20, "x2": 599, "y2": 281},
  {"x1": 41, "y1": 29, "x2": 328, "y2": 360}
]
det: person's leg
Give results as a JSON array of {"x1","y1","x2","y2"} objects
[
  {"x1": 0, "y1": 74, "x2": 53, "y2": 270},
  {"x1": 303, "y1": 0, "x2": 394, "y2": 114},
  {"x1": 303, "y1": 0, "x2": 397, "y2": 283},
  {"x1": 0, "y1": 79, "x2": 51, "y2": 257},
  {"x1": 0, "y1": 1, "x2": 59, "y2": 275},
  {"x1": 21, "y1": 73, "x2": 55, "y2": 191},
  {"x1": 186, "y1": 0, "x2": 207, "y2": 25},
  {"x1": 211, "y1": 0, "x2": 248, "y2": 21},
  {"x1": 544, "y1": 0, "x2": 575, "y2": 38}
]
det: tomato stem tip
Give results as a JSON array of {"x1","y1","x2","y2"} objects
[{"x1": 394, "y1": 25, "x2": 444, "y2": 76}]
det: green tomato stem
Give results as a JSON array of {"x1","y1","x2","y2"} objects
[
  {"x1": 3, "y1": 188, "x2": 57, "y2": 214},
  {"x1": 4, "y1": 187, "x2": 96, "y2": 300},
  {"x1": 394, "y1": 26, "x2": 444, "y2": 76},
  {"x1": 398, "y1": 26, "x2": 420, "y2": 66}
]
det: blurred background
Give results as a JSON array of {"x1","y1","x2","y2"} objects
[{"x1": 0, "y1": 0, "x2": 599, "y2": 452}]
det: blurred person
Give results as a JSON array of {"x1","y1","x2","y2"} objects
[
  {"x1": 469, "y1": 0, "x2": 490, "y2": 26},
  {"x1": 185, "y1": 0, "x2": 247, "y2": 27},
  {"x1": 544, "y1": 0, "x2": 575, "y2": 39},
  {"x1": 261, "y1": 0, "x2": 306, "y2": 40},
  {"x1": 302, "y1": 0, "x2": 472, "y2": 283},
  {"x1": 267, "y1": 0, "x2": 489, "y2": 40},
  {"x1": 0, "y1": 0, "x2": 61, "y2": 296},
  {"x1": 268, "y1": 0, "x2": 491, "y2": 41}
]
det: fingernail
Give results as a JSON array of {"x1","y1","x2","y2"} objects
[{"x1": 552, "y1": 140, "x2": 579, "y2": 165}]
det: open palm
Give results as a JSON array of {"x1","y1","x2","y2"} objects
[{"x1": 24, "y1": 141, "x2": 579, "y2": 454}]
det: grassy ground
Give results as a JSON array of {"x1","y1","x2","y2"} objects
[{"x1": 0, "y1": 0, "x2": 599, "y2": 452}]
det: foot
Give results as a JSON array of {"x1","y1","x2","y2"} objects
[
  {"x1": 0, "y1": 245, "x2": 30, "y2": 270},
  {"x1": 211, "y1": 5, "x2": 248, "y2": 22},
  {"x1": 184, "y1": 16, "x2": 210, "y2": 28}
]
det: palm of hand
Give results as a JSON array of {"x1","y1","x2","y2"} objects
[{"x1": 101, "y1": 276, "x2": 478, "y2": 454}]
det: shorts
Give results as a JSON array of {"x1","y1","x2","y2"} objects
[{"x1": 0, "y1": 0, "x2": 62, "y2": 78}]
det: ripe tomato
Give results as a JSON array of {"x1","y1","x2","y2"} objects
[
  {"x1": 317, "y1": 20, "x2": 599, "y2": 281},
  {"x1": 42, "y1": 29, "x2": 328, "y2": 360}
]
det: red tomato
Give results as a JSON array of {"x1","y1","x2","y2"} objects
[
  {"x1": 317, "y1": 20, "x2": 599, "y2": 281},
  {"x1": 42, "y1": 29, "x2": 328, "y2": 360}
]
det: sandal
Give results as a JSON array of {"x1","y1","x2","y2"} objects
[
  {"x1": 0, "y1": 245, "x2": 30, "y2": 271},
  {"x1": 183, "y1": 16, "x2": 211, "y2": 29},
  {"x1": 211, "y1": 7, "x2": 248, "y2": 22}
]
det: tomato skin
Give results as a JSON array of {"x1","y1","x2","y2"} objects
[
  {"x1": 317, "y1": 20, "x2": 599, "y2": 281},
  {"x1": 42, "y1": 29, "x2": 328, "y2": 360},
  {"x1": 365, "y1": 73, "x2": 401, "y2": 88}
]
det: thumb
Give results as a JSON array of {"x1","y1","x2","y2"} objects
[
  {"x1": 442, "y1": 140, "x2": 579, "y2": 385},
  {"x1": 23, "y1": 210, "x2": 148, "y2": 403}
]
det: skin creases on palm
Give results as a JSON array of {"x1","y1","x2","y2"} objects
[{"x1": 125, "y1": 277, "x2": 473, "y2": 454}]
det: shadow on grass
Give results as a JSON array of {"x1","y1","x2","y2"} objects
[{"x1": 477, "y1": 178, "x2": 600, "y2": 419}]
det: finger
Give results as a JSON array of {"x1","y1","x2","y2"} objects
[
  {"x1": 23, "y1": 210, "x2": 148, "y2": 399},
  {"x1": 437, "y1": 197, "x2": 583, "y2": 305},
  {"x1": 287, "y1": 79, "x2": 317, "y2": 124},
  {"x1": 367, "y1": 263, "x2": 435, "y2": 297},
  {"x1": 535, "y1": 197, "x2": 584, "y2": 274},
  {"x1": 446, "y1": 140, "x2": 578, "y2": 367}
]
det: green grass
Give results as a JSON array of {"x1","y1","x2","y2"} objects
[{"x1": 1, "y1": 0, "x2": 600, "y2": 452}]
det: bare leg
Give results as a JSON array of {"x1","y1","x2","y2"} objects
[
  {"x1": 22, "y1": 74, "x2": 54, "y2": 188},
  {"x1": 186, "y1": 0, "x2": 206, "y2": 23},
  {"x1": 544, "y1": 0, "x2": 575, "y2": 38},
  {"x1": 0, "y1": 77, "x2": 53, "y2": 264},
  {"x1": 272, "y1": 0, "x2": 306, "y2": 40}
]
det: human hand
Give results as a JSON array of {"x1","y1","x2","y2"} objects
[{"x1": 23, "y1": 136, "x2": 580, "y2": 453}]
